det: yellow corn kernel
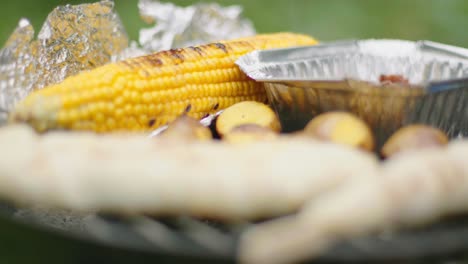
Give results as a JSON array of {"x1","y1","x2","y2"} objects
[{"x1": 10, "y1": 33, "x2": 318, "y2": 132}]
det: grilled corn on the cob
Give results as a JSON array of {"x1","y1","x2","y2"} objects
[{"x1": 10, "y1": 33, "x2": 317, "y2": 132}]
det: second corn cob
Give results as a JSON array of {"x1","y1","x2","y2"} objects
[{"x1": 10, "y1": 33, "x2": 317, "y2": 132}]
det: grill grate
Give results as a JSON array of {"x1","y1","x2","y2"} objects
[{"x1": 4, "y1": 204, "x2": 468, "y2": 263}]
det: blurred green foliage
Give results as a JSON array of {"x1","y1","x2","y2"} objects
[{"x1": 1, "y1": 0, "x2": 468, "y2": 47}]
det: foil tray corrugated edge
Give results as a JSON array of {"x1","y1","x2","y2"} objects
[
  {"x1": 236, "y1": 39, "x2": 468, "y2": 83},
  {"x1": 235, "y1": 39, "x2": 468, "y2": 147}
]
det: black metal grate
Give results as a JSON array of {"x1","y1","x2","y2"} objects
[{"x1": 4, "y1": 203, "x2": 468, "y2": 263}]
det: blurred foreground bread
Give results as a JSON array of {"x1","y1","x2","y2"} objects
[
  {"x1": 0, "y1": 125, "x2": 377, "y2": 220},
  {"x1": 239, "y1": 141, "x2": 468, "y2": 263}
]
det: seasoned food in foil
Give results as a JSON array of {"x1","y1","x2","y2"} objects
[
  {"x1": 236, "y1": 40, "x2": 468, "y2": 146},
  {"x1": 0, "y1": 19, "x2": 35, "y2": 122},
  {"x1": 0, "y1": 1, "x2": 128, "y2": 123}
]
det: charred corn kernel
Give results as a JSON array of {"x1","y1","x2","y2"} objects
[{"x1": 10, "y1": 33, "x2": 318, "y2": 132}]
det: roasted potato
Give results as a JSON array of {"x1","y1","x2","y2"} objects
[
  {"x1": 223, "y1": 124, "x2": 279, "y2": 144},
  {"x1": 216, "y1": 101, "x2": 281, "y2": 137},
  {"x1": 381, "y1": 124, "x2": 448, "y2": 158},
  {"x1": 302, "y1": 111, "x2": 375, "y2": 151},
  {"x1": 160, "y1": 115, "x2": 212, "y2": 141}
]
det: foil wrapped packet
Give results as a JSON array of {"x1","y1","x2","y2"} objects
[
  {"x1": 0, "y1": 0, "x2": 128, "y2": 122},
  {"x1": 236, "y1": 40, "x2": 468, "y2": 146},
  {"x1": 117, "y1": 0, "x2": 256, "y2": 60},
  {"x1": 35, "y1": 1, "x2": 128, "y2": 87},
  {"x1": 0, "y1": 19, "x2": 35, "y2": 121},
  {"x1": 138, "y1": 0, "x2": 255, "y2": 52}
]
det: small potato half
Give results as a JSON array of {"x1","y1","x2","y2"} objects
[
  {"x1": 223, "y1": 124, "x2": 279, "y2": 144},
  {"x1": 381, "y1": 124, "x2": 448, "y2": 158},
  {"x1": 160, "y1": 115, "x2": 212, "y2": 141},
  {"x1": 216, "y1": 101, "x2": 281, "y2": 137},
  {"x1": 302, "y1": 111, "x2": 375, "y2": 151}
]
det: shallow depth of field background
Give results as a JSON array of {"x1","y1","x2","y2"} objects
[{"x1": 1, "y1": 0, "x2": 468, "y2": 47}]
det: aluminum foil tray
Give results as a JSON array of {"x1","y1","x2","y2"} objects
[{"x1": 236, "y1": 40, "x2": 468, "y2": 146}]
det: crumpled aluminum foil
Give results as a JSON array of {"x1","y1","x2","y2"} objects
[
  {"x1": 117, "y1": 0, "x2": 256, "y2": 60},
  {"x1": 0, "y1": 0, "x2": 128, "y2": 122},
  {"x1": 0, "y1": 19, "x2": 35, "y2": 121},
  {"x1": 35, "y1": 1, "x2": 128, "y2": 88}
]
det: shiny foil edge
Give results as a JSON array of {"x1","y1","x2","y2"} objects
[{"x1": 236, "y1": 39, "x2": 468, "y2": 84}]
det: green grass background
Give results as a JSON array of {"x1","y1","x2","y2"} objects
[{"x1": 1, "y1": 0, "x2": 468, "y2": 47}]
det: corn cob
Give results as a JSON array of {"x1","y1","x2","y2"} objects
[{"x1": 10, "y1": 33, "x2": 317, "y2": 133}]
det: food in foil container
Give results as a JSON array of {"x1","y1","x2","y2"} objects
[
  {"x1": 10, "y1": 33, "x2": 317, "y2": 133},
  {"x1": 236, "y1": 39, "x2": 468, "y2": 146},
  {"x1": 0, "y1": 1, "x2": 128, "y2": 123}
]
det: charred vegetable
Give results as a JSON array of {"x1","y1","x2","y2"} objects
[{"x1": 10, "y1": 33, "x2": 317, "y2": 133}]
